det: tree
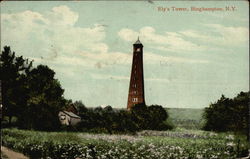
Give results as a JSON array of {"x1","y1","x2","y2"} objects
[
  {"x1": 203, "y1": 92, "x2": 249, "y2": 136},
  {"x1": 148, "y1": 105, "x2": 168, "y2": 130},
  {"x1": 114, "y1": 110, "x2": 138, "y2": 133},
  {"x1": 18, "y1": 65, "x2": 65, "y2": 130},
  {"x1": 74, "y1": 100, "x2": 87, "y2": 114},
  {"x1": 232, "y1": 92, "x2": 249, "y2": 132},
  {"x1": 102, "y1": 106, "x2": 115, "y2": 134},
  {"x1": 0, "y1": 46, "x2": 32, "y2": 125},
  {"x1": 131, "y1": 103, "x2": 172, "y2": 130},
  {"x1": 131, "y1": 103, "x2": 150, "y2": 129},
  {"x1": 203, "y1": 95, "x2": 233, "y2": 131}
]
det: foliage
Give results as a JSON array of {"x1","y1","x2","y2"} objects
[
  {"x1": 2, "y1": 128, "x2": 249, "y2": 159},
  {"x1": 74, "y1": 100, "x2": 88, "y2": 113},
  {"x1": 203, "y1": 92, "x2": 249, "y2": 135},
  {"x1": 18, "y1": 65, "x2": 65, "y2": 131},
  {"x1": 76, "y1": 106, "x2": 137, "y2": 134},
  {"x1": 0, "y1": 46, "x2": 32, "y2": 124},
  {"x1": 1, "y1": 46, "x2": 65, "y2": 130},
  {"x1": 131, "y1": 104, "x2": 171, "y2": 130},
  {"x1": 76, "y1": 104, "x2": 172, "y2": 134}
]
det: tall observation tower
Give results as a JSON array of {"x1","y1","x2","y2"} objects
[{"x1": 127, "y1": 37, "x2": 145, "y2": 110}]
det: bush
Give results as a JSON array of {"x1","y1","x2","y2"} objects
[
  {"x1": 203, "y1": 92, "x2": 249, "y2": 135},
  {"x1": 74, "y1": 104, "x2": 173, "y2": 134}
]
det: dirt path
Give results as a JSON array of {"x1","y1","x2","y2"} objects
[{"x1": 1, "y1": 146, "x2": 29, "y2": 159}]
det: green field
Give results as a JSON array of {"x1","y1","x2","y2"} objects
[
  {"x1": 2, "y1": 108, "x2": 249, "y2": 158},
  {"x1": 166, "y1": 108, "x2": 204, "y2": 129},
  {"x1": 2, "y1": 128, "x2": 249, "y2": 159}
]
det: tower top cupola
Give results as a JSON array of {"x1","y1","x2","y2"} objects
[{"x1": 134, "y1": 37, "x2": 143, "y2": 46}]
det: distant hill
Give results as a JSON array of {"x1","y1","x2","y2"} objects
[
  {"x1": 165, "y1": 108, "x2": 204, "y2": 130},
  {"x1": 166, "y1": 108, "x2": 204, "y2": 121}
]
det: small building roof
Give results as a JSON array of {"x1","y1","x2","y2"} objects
[{"x1": 61, "y1": 111, "x2": 81, "y2": 119}]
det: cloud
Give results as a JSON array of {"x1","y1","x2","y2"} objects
[
  {"x1": 1, "y1": 5, "x2": 107, "y2": 62},
  {"x1": 1, "y1": 5, "x2": 120, "y2": 82},
  {"x1": 78, "y1": 51, "x2": 131, "y2": 68},
  {"x1": 118, "y1": 26, "x2": 206, "y2": 53},
  {"x1": 91, "y1": 74, "x2": 129, "y2": 80},
  {"x1": 117, "y1": 28, "x2": 137, "y2": 42},
  {"x1": 48, "y1": 5, "x2": 79, "y2": 26},
  {"x1": 118, "y1": 24, "x2": 248, "y2": 54},
  {"x1": 77, "y1": 50, "x2": 208, "y2": 70},
  {"x1": 1, "y1": 5, "x2": 211, "y2": 75},
  {"x1": 180, "y1": 24, "x2": 249, "y2": 47},
  {"x1": 144, "y1": 52, "x2": 209, "y2": 64},
  {"x1": 90, "y1": 73, "x2": 170, "y2": 83}
]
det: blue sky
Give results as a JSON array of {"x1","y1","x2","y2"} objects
[{"x1": 1, "y1": 1, "x2": 249, "y2": 108}]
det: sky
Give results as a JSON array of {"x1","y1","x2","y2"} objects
[{"x1": 1, "y1": 1, "x2": 249, "y2": 108}]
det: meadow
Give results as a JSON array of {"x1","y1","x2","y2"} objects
[
  {"x1": 2, "y1": 128, "x2": 249, "y2": 159},
  {"x1": 166, "y1": 108, "x2": 204, "y2": 129}
]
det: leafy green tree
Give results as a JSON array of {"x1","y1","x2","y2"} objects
[
  {"x1": 17, "y1": 65, "x2": 65, "y2": 130},
  {"x1": 203, "y1": 95, "x2": 232, "y2": 131},
  {"x1": 112, "y1": 109, "x2": 139, "y2": 133},
  {"x1": 131, "y1": 103, "x2": 172, "y2": 130},
  {"x1": 131, "y1": 103, "x2": 150, "y2": 129},
  {"x1": 0, "y1": 46, "x2": 32, "y2": 125},
  {"x1": 203, "y1": 92, "x2": 249, "y2": 136},
  {"x1": 102, "y1": 106, "x2": 115, "y2": 134},
  {"x1": 148, "y1": 105, "x2": 168, "y2": 130},
  {"x1": 230, "y1": 92, "x2": 249, "y2": 133},
  {"x1": 74, "y1": 100, "x2": 87, "y2": 113}
]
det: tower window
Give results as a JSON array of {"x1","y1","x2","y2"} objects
[
  {"x1": 136, "y1": 48, "x2": 141, "y2": 52},
  {"x1": 133, "y1": 91, "x2": 137, "y2": 94},
  {"x1": 132, "y1": 98, "x2": 138, "y2": 102},
  {"x1": 134, "y1": 84, "x2": 137, "y2": 88}
]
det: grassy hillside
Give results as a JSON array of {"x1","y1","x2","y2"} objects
[
  {"x1": 166, "y1": 108, "x2": 204, "y2": 130},
  {"x1": 167, "y1": 108, "x2": 204, "y2": 121}
]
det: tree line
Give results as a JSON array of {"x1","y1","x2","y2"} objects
[
  {"x1": 72, "y1": 102, "x2": 173, "y2": 134},
  {"x1": 0, "y1": 46, "x2": 172, "y2": 132}
]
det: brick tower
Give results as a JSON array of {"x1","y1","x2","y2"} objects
[{"x1": 127, "y1": 37, "x2": 145, "y2": 110}]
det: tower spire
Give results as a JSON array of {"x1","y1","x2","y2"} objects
[{"x1": 134, "y1": 36, "x2": 142, "y2": 45}]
